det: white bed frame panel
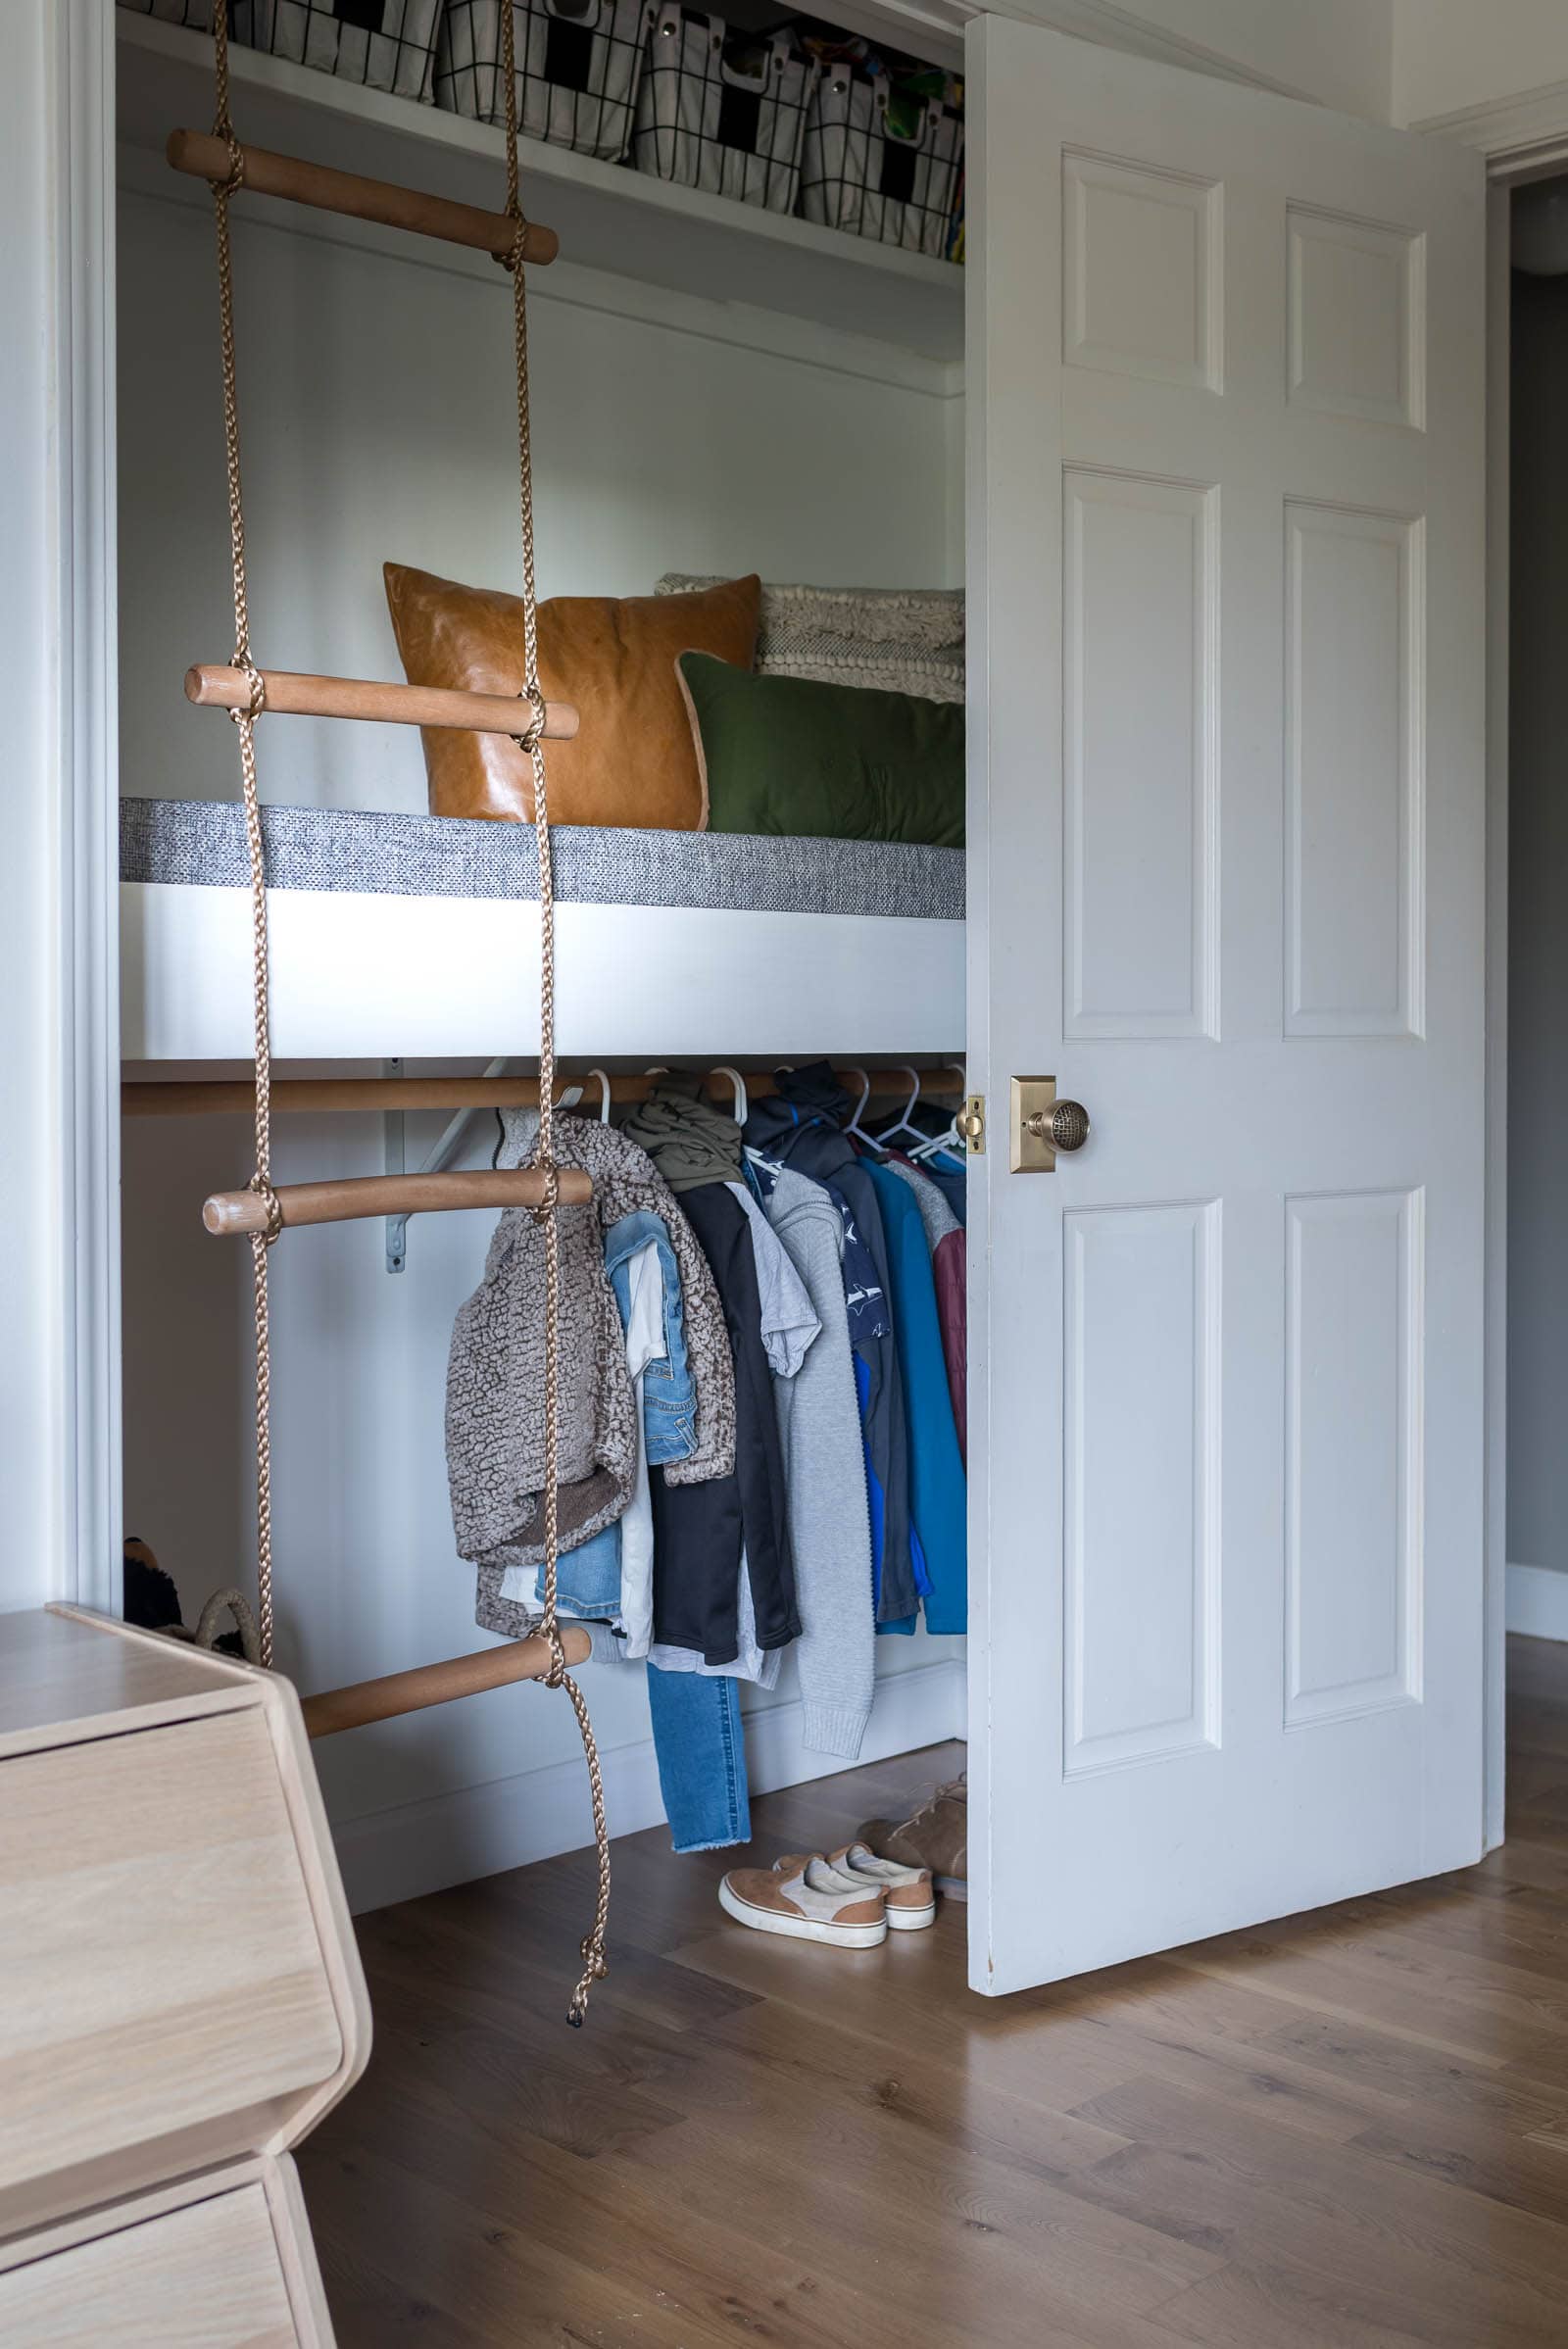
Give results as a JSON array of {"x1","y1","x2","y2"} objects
[{"x1": 122, "y1": 882, "x2": 965, "y2": 1062}]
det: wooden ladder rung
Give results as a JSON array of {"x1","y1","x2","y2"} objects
[
  {"x1": 185, "y1": 663, "x2": 579, "y2": 741},
  {"x1": 167, "y1": 128, "x2": 560, "y2": 267},
  {"x1": 203, "y1": 1166, "x2": 593, "y2": 1236},
  {"x1": 301, "y1": 1625, "x2": 595, "y2": 1737}
]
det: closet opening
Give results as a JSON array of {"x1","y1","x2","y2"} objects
[
  {"x1": 114, "y1": 0, "x2": 971, "y2": 1932},
  {"x1": 1502, "y1": 171, "x2": 1568, "y2": 1764}
]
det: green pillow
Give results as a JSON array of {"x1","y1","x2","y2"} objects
[{"x1": 676, "y1": 651, "x2": 964, "y2": 846}]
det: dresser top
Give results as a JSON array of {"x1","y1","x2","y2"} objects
[{"x1": 0, "y1": 1607, "x2": 256, "y2": 1758}]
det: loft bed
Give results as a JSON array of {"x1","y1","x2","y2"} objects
[{"x1": 121, "y1": 798, "x2": 967, "y2": 1062}]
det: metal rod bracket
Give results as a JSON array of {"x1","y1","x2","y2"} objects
[{"x1": 384, "y1": 1058, "x2": 407, "y2": 1273}]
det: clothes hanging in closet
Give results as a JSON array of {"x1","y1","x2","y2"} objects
[
  {"x1": 621, "y1": 1071, "x2": 744, "y2": 1192},
  {"x1": 651, "y1": 1182, "x2": 800, "y2": 1665},
  {"x1": 447, "y1": 1109, "x2": 733, "y2": 1626},
  {"x1": 445, "y1": 1079, "x2": 968, "y2": 1854},
  {"x1": 519, "y1": 1209, "x2": 695, "y2": 1637},
  {"x1": 889, "y1": 1155, "x2": 967, "y2": 1468},
  {"x1": 862, "y1": 1155, "x2": 966, "y2": 1636},
  {"x1": 617, "y1": 1078, "x2": 797, "y2": 1670},
  {"x1": 760, "y1": 1165, "x2": 876, "y2": 1759},
  {"x1": 745, "y1": 1065, "x2": 919, "y2": 1626}
]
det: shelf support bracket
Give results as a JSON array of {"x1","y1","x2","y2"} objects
[{"x1": 384, "y1": 1058, "x2": 407, "y2": 1273}]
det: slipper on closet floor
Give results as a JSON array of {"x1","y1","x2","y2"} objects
[
  {"x1": 771, "y1": 1844, "x2": 937, "y2": 1931},
  {"x1": 719, "y1": 1856, "x2": 887, "y2": 1948},
  {"x1": 828, "y1": 1840, "x2": 937, "y2": 1931}
]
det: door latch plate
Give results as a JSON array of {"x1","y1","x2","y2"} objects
[{"x1": 1010, "y1": 1074, "x2": 1058, "y2": 1172}]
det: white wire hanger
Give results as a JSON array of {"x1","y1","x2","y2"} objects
[
  {"x1": 842, "y1": 1065, "x2": 889, "y2": 1153},
  {"x1": 710, "y1": 1064, "x2": 749, "y2": 1125},
  {"x1": 874, "y1": 1065, "x2": 928, "y2": 1151},
  {"x1": 908, "y1": 1062, "x2": 969, "y2": 1161}
]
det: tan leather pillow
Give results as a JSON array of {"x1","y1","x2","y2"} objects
[{"x1": 383, "y1": 563, "x2": 760, "y2": 829}]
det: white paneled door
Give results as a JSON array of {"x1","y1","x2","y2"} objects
[{"x1": 966, "y1": 22, "x2": 1486, "y2": 1994}]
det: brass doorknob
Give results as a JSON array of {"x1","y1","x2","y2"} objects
[{"x1": 1024, "y1": 1100, "x2": 1091, "y2": 1152}]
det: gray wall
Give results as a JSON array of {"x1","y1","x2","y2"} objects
[{"x1": 1509, "y1": 268, "x2": 1568, "y2": 1575}]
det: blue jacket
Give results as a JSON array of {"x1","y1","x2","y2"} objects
[{"x1": 864, "y1": 1157, "x2": 966, "y2": 1635}]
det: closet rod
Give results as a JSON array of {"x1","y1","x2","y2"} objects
[
  {"x1": 185, "y1": 664, "x2": 580, "y2": 741},
  {"x1": 166, "y1": 129, "x2": 561, "y2": 267},
  {"x1": 128, "y1": 1069, "x2": 967, "y2": 1118},
  {"x1": 202, "y1": 1165, "x2": 593, "y2": 1236},
  {"x1": 301, "y1": 1624, "x2": 594, "y2": 1738}
]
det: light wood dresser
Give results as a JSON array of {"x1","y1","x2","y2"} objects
[{"x1": 0, "y1": 1605, "x2": 370, "y2": 2344}]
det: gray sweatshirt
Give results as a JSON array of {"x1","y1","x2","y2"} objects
[{"x1": 764, "y1": 1167, "x2": 875, "y2": 1758}]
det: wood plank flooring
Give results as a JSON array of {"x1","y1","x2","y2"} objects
[{"x1": 300, "y1": 1637, "x2": 1568, "y2": 2346}]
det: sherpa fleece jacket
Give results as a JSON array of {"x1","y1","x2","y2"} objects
[
  {"x1": 447, "y1": 1109, "x2": 735, "y2": 1576},
  {"x1": 764, "y1": 1168, "x2": 876, "y2": 1759}
]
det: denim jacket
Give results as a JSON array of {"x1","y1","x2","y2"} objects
[
  {"x1": 537, "y1": 1211, "x2": 696, "y2": 1618},
  {"x1": 607, "y1": 1210, "x2": 696, "y2": 1466}
]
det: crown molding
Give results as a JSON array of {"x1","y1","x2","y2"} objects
[{"x1": 1411, "y1": 76, "x2": 1568, "y2": 180}]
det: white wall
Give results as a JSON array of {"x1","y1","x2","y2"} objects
[
  {"x1": 1506, "y1": 261, "x2": 1568, "y2": 1640},
  {"x1": 1040, "y1": 0, "x2": 1394, "y2": 118},
  {"x1": 1393, "y1": 0, "x2": 1568, "y2": 126},
  {"x1": 118, "y1": 167, "x2": 961, "y2": 812},
  {"x1": 118, "y1": 178, "x2": 964, "y2": 1901}
]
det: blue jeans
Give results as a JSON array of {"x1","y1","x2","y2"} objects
[{"x1": 646, "y1": 1664, "x2": 751, "y2": 1852}]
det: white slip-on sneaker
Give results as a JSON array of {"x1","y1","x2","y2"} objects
[
  {"x1": 719, "y1": 1856, "x2": 888, "y2": 1948},
  {"x1": 828, "y1": 1840, "x2": 937, "y2": 1931}
]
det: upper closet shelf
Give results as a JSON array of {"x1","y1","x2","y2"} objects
[{"x1": 117, "y1": 15, "x2": 965, "y2": 365}]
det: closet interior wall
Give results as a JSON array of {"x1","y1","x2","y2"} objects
[{"x1": 116, "y1": 67, "x2": 967, "y2": 1911}]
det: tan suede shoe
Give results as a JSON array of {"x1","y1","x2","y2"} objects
[
  {"x1": 719, "y1": 1856, "x2": 888, "y2": 1948},
  {"x1": 855, "y1": 1774, "x2": 967, "y2": 1896}
]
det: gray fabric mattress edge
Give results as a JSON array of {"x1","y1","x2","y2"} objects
[{"x1": 120, "y1": 799, "x2": 964, "y2": 924}]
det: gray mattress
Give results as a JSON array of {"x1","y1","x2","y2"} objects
[{"x1": 120, "y1": 799, "x2": 964, "y2": 924}]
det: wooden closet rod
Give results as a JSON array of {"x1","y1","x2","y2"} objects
[
  {"x1": 301, "y1": 1624, "x2": 594, "y2": 1737},
  {"x1": 166, "y1": 129, "x2": 561, "y2": 267},
  {"x1": 186, "y1": 664, "x2": 579, "y2": 741},
  {"x1": 129, "y1": 1069, "x2": 967, "y2": 1118},
  {"x1": 203, "y1": 1165, "x2": 593, "y2": 1236}
]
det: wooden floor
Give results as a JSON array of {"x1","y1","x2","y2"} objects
[{"x1": 301, "y1": 1638, "x2": 1568, "y2": 2347}]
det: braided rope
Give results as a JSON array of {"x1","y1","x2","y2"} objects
[
  {"x1": 210, "y1": 4, "x2": 279, "y2": 1671},
  {"x1": 497, "y1": 0, "x2": 612, "y2": 2028},
  {"x1": 201, "y1": 0, "x2": 610, "y2": 2019}
]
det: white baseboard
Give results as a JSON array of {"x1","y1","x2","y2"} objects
[
  {"x1": 329, "y1": 1655, "x2": 966, "y2": 1915},
  {"x1": 1507, "y1": 1562, "x2": 1568, "y2": 1642}
]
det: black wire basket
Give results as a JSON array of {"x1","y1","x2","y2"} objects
[
  {"x1": 240, "y1": 0, "x2": 445, "y2": 100},
  {"x1": 116, "y1": 0, "x2": 223, "y2": 25},
  {"x1": 632, "y1": 4, "x2": 820, "y2": 216},
  {"x1": 799, "y1": 62, "x2": 963, "y2": 261},
  {"x1": 436, "y1": 0, "x2": 657, "y2": 161}
]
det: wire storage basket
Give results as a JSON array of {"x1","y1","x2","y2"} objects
[
  {"x1": 240, "y1": 0, "x2": 446, "y2": 100},
  {"x1": 799, "y1": 61, "x2": 963, "y2": 260},
  {"x1": 436, "y1": 0, "x2": 655, "y2": 160},
  {"x1": 632, "y1": 4, "x2": 819, "y2": 215},
  {"x1": 116, "y1": 0, "x2": 220, "y2": 24}
]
